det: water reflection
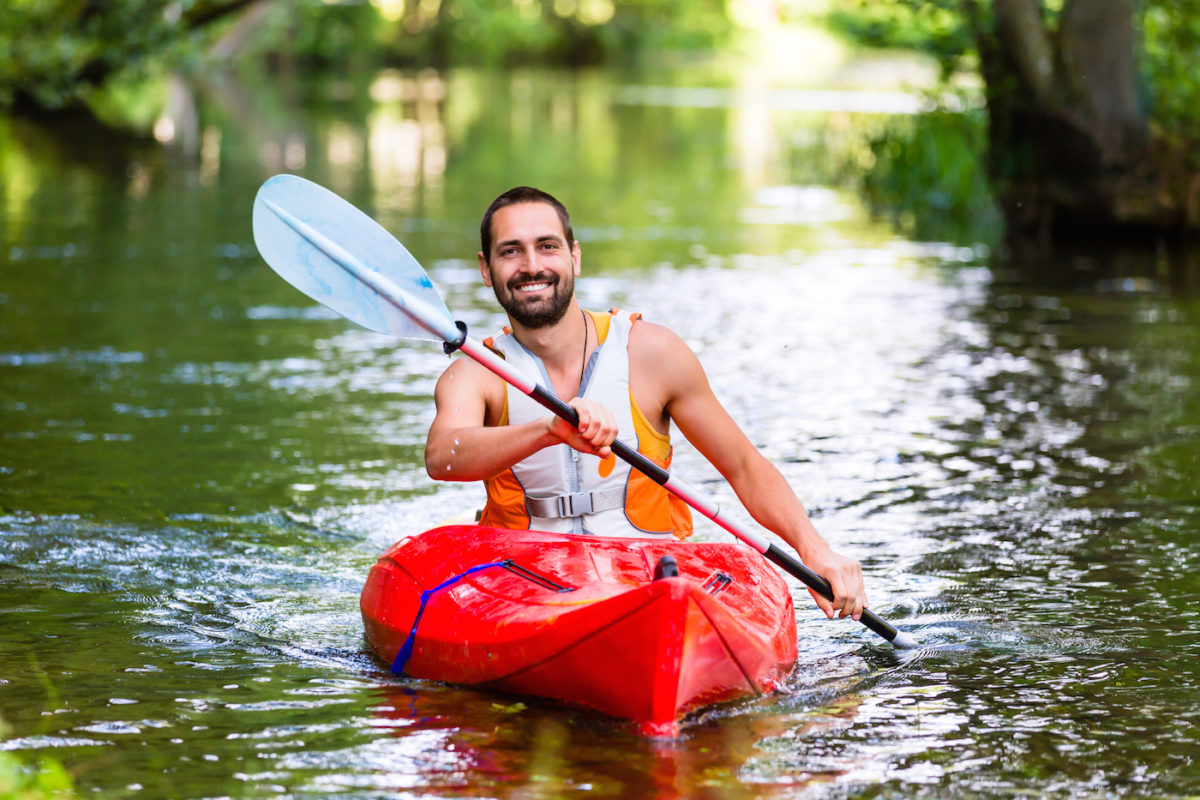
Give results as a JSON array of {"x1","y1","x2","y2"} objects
[{"x1": 368, "y1": 682, "x2": 843, "y2": 798}]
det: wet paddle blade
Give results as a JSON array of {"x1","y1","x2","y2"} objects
[{"x1": 252, "y1": 174, "x2": 460, "y2": 344}]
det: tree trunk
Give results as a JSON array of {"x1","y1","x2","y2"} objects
[{"x1": 976, "y1": 0, "x2": 1191, "y2": 243}]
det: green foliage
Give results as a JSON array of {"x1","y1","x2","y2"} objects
[
  {"x1": 263, "y1": 0, "x2": 736, "y2": 67},
  {"x1": 825, "y1": 0, "x2": 1200, "y2": 144},
  {"x1": 856, "y1": 107, "x2": 1002, "y2": 245},
  {"x1": 0, "y1": 754, "x2": 78, "y2": 800},
  {"x1": 0, "y1": 0, "x2": 188, "y2": 109},
  {"x1": 249, "y1": 0, "x2": 392, "y2": 67},
  {"x1": 807, "y1": 3, "x2": 1003, "y2": 243},
  {"x1": 823, "y1": 0, "x2": 974, "y2": 81},
  {"x1": 416, "y1": 0, "x2": 568, "y2": 65},
  {"x1": 1140, "y1": 1, "x2": 1200, "y2": 144},
  {"x1": 0, "y1": 0, "x2": 738, "y2": 110},
  {"x1": 0, "y1": 716, "x2": 80, "y2": 800},
  {"x1": 824, "y1": 0, "x2": 1200, "y2": 235}
]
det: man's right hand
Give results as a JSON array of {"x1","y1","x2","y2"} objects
[{"x1": 548, "y1": 397, "x2": 618, "y2": 458}]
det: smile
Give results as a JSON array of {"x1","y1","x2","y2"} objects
[{"x1": 515, "y1": 281, "x2": 552, "y2": 293}]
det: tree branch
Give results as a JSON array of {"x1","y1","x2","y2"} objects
[{"x1": 183, "y1": 0, "x2": 269, "y2": 32}]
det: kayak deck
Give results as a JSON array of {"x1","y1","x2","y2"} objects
[{"x1": 361, "y1": 525, "x2": 798, "y2": 736}]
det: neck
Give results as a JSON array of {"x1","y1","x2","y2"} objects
[
  {"x1": 509, "y1": 298, "x2": 585, "y2": 367},
  {"x1": 509, "y1": 300, "x2": 591, "y2": 398}
]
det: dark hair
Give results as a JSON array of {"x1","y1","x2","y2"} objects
[{"x1": 479, "y1": 187, "x2": 574, "y2": 263}]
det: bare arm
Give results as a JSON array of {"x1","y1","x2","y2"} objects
[
  {"x1": 425, "y1": 356, "x2": 617, "y2": 481},
  {"x1": 632, "y1": 324, "x2": 868, "y2": 620}
]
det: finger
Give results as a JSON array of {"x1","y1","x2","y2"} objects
[
  {"x1": 822, "y1": 575, "x2": 844, "y2": 618},
  {"x1": 587, "y1": 423, "x2": 608, "y2": 445},
  {"x1": 850, "y1": 594, "x2": 865, "y2": 622},
  {"x1": 588, "y1": 421, "x2": 614, "y2": 446},
  {"x1": 841, "y1": 597, "x2": 855, "y2": 620},
  {"x1": 575, "y1": 405, "x2": 604, "y2": 438},
  {"x1": 809, "y1": 588, "x2": 834, "y2": 619}
]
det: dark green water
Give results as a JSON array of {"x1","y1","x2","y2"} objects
[{"x1": 3, "y1": 65, "x2": 1200, "y2": 798}]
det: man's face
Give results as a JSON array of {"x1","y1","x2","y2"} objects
[{"x1": 479, "y1": 202, "x2": 581, "y2": 329}]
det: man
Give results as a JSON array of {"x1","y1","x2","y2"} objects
[{"x1": 425, "y1": 187, "x2": 868, "y2": 622}]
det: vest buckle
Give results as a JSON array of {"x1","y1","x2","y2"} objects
[{"x1": 558, "y1": 492, "x2": 593, "y2": 517}]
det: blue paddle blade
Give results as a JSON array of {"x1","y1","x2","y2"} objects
[{"x1": 252, "y1": 174, "x2": 461, "y2": 344}]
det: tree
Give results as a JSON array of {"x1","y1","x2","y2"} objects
[
  {"x1": 830, "y1": 0, "x2": 1200, "y2": 243},
  {"x1": 973, "y1": 0, "x2": 1164, "y2": 241}
]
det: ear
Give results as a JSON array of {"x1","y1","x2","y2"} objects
[
  {"x1": 571, "y1": 241, "x2": 582, "y2": 277},
  {"x1": 478, "y1": 252, "x2": 493, "y2": 287}
]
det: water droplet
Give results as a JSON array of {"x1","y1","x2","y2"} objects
[
  {"x1": 454, "y1": 438, "x2": 461, "y2": 446},
  {"x1": 450, "y1": 449, "x2": 456, "y2": 455},
  {"x1": 445, "y1": 465, "x2": 452, "y2": 472}
]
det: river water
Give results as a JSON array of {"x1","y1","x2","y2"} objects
[{"x1": 3, "y1": 63, "x2": 1200, "y2": 798}]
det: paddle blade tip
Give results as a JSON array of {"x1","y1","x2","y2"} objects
[{"x1": 890, "y1": 630, "x2": 919, "y2": 649}]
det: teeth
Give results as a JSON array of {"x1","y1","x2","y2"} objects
[{"x1": 517, "y1": 282, "x2": 551, "y2": 293}]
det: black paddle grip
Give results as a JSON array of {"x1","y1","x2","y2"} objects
[{"x1": 764, "y1": 543, "x2": 902, "y2": 644}]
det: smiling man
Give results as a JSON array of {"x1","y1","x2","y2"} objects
[{"x1": 424, "y1": 186, "x2": 869, "y2": 621}]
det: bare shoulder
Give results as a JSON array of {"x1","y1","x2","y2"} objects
[
  {"x1": 434, "y1": 354, "x2": 506, "y2": 424},
  {"x1": 436, "y1": 354, "x2": 503, "y2": 392},
  {"x1": 628, "y1": 321, "x2": 696, "y2": 364},
  {"x1": 628, "y1": 319, "x2": 704, "y2": 379}
]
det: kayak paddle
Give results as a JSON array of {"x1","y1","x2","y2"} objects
[{"x1": 251, "y1": 174, "x2": 917, "y2": 650}]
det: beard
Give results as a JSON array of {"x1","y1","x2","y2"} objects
[{"x1": 491, "y1": 270, "x2": 575, "y2": 329}]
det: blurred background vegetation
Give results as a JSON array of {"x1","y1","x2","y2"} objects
[
  {"x1": 2, "y1": 0, "x2": 1199, "y2": 255},
  {"x1": 828, "y1": 0, "x2": 1200, "y2": 147},
  {"x1": 827, "y1": 0, "x2": 1200, "y2": 251},
  {"x1": 0, "y1": 0, "x2": 738, "y2": 111}
]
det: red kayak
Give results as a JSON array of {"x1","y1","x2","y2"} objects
[{"x1": 361, "y1": 525, "x2": 798, "y2": 736}]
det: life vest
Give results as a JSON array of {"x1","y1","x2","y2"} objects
[{"x1": 478, "y1": 309, "x2": 693, "y2": 539}]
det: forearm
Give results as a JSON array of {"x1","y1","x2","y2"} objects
[
  {"x1": 425, "y1": 420, "x2": 556, "y2": 482},
  {"x1": 727, "y1": 461, "x2": 833, "y2": 563},
  {"x1": 730, "y1": 461, "x2": 869, "y2": 619}
]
